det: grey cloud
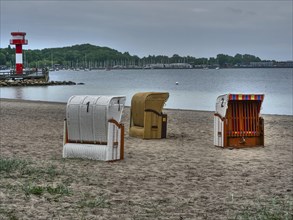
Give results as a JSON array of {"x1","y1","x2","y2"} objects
[
  {"x1": 0, "y1": 0, "x2": 292, "y2": 61},
  {"x1": 226, "y1": 7, "x2": 243, "y2": 14}
]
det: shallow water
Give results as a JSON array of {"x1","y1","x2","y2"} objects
[{"x1": 0, "y1": 68, "x2": 292, "y2": 115}]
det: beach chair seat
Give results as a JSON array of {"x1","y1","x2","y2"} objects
[
  {"x1": 214, "y1": 94, "x2": 264, "y2": 148},
  {"x1": 63, "y1": 95, "x2": 126, "y2": 161},
  {"x1": 129, "y1": 92, "x2": 169, "y2": 139}
]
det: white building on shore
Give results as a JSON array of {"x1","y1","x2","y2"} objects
[{"x1": 144, "y1": 63, "x2": 192, "y2": 69}]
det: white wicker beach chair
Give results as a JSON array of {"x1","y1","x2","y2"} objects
[{"x1": 63, "y1": 95, "x2": 126, "y2": 161}]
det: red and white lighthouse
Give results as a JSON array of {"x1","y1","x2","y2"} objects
[{"x1": 10, "y1": 32, "x2": 28, "y2": 74}]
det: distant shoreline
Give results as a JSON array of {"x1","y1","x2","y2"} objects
[{"x1": 54, "y1": 66, "x2": 293, "y2": 70}]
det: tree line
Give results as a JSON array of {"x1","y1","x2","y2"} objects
[{"x1": 0, "y1": 43, "x2": 265, "y2": 69}]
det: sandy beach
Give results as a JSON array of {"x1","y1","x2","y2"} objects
[{"x1": 0, "y1": 99, "x2": 292, "y2": 219}]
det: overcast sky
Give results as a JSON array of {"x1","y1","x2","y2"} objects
[{"x1": 0, "y1": 0, "x2": 292, "y2": 61}]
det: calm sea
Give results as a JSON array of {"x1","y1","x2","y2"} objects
[{"x1": 0, "y1": 68, "x2": 292, "y2": 115}]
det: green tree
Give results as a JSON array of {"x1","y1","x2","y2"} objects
[{"x1": 0, "y1": 52, "x2": 7, "y2": 65}]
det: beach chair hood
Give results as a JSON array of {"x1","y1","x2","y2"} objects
[{"x1": 131, "y1": 92, "x2": 169, "y2": 127}]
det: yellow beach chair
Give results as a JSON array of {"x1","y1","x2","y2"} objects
[{"x1": 129, "y1": 92, "x2": 169, "y2": 139}]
